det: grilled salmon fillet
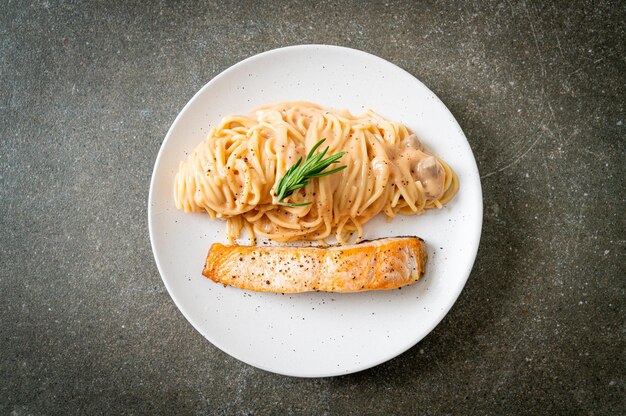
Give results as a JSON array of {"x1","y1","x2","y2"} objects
[{"x1": 202, "y1": 237, "x2": 427, "y2": 293}]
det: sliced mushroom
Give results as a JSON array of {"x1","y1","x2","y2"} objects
[{"x1": 416, "y1": 156, "x2": 445, "y2": 198}]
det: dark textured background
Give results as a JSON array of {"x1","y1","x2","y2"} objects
[{"x1": 1, "y1": 1, "x2": 624, "y2": 414}]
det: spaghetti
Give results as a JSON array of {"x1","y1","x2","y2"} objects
[{"x1": 175, "y1": 102, "x2": 458, "y2": 244}]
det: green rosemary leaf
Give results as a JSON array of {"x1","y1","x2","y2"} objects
[
  {"x1": 276, "y1": 200, "x2": 313, "y2": 207},
  {"x1": 308, "y1": 164, "x2": 347, "y2": 178},
  {"x1": 274, "y1": 139, "x2": 347, "y2": 206}
]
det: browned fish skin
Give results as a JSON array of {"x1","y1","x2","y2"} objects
[{"x1": 202, "y1": 237, "x2": 427, "y2": 293}]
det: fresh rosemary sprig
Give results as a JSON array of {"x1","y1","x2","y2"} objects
[{"x1": 274, "y1": 139, "x2": 347, "y2": 207}]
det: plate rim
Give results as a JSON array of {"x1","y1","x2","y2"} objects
[{"x1": 148, "y1": 44, "x2": 483, "y2": 377}]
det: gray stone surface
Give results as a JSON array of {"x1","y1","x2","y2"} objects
[{"x1": 1, "y1": 0, "x2": 624, "y2": 414}]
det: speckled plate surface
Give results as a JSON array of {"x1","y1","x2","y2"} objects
[{"x1": 148, "y1": 45, "x2": 483, "y2": 377}]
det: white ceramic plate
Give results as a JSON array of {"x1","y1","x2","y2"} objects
[{"x1": 149, "y1": 45, "x2": 482, "y2": 377}]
